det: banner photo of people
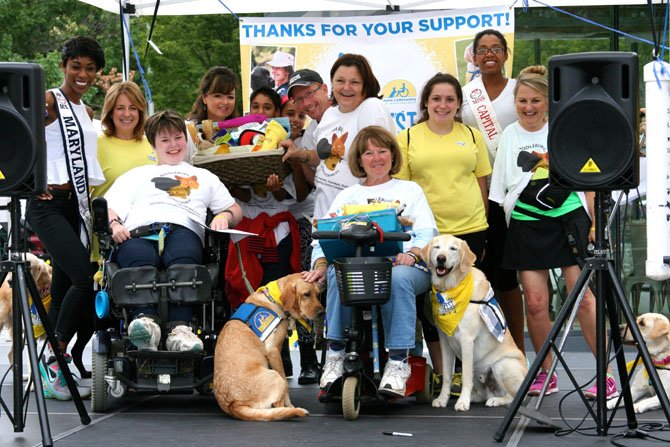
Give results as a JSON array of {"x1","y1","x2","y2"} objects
[{"x1": 239, "y1": 6, "x2": 514, "y2": 132}]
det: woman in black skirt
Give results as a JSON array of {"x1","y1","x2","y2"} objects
[{"x1": 489, "y1": 65, "x2": 618, "y2": 400}]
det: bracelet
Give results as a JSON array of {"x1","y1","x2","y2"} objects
[
  {"x1": 590, "y1": 226, "x2": 596, "y2": 231},
  {"x1": 109, "y1": 218, "x2": 122, "y2": 227},
  {"x1": 405, "y1": 252, "x2": 419, "y2": 263},
  {"x1": 313, "y1": 260, "x2": 328, "y2": 270},
  {"x1": 215, "y1": 209, "x2": 235, "y2": 224}
]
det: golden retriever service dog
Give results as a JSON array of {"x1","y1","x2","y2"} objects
[
  {"x1": 607, "y1": 313, "x2": 670, "y2": 414},
  {"x1": 423, "y1": 234, "x2": 527, "y2": 411},
  {"x1": 214, "y1": 273, "x2": 324, "y2": 421},
  {"x1": 0, "y1": 253, "x2": 52, "y2": 379}
]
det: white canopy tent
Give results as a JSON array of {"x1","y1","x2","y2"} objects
[{"x1": 78, "y1": 0, "x2": 666, "y2": 16}]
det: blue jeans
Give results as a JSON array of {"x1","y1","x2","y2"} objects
[
  {"x1": 116, "y1": 226, "x2": 202, "y2": 322},
  {"x1": 326, "y1": 264, "x2": 431, "y2": 350}
]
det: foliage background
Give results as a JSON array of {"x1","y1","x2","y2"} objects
[{"x1": 0, "y1": 1, "x2": 665, "y2": 117}]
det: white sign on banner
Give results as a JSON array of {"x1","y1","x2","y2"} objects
[{"x1": 239, "y1": 6, "x2": 514, "y2": 132}]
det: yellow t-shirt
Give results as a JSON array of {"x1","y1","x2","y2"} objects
[
  {"x1": 93, "y1": 135, "x2": 155, "y2": 199},
  {"x1": 395, "y1": 122, "x2": 491, "y2": 235}
]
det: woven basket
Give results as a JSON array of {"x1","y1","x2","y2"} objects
[{"x1": 193, "y1": 149, "x2": 291, "y2": 186}]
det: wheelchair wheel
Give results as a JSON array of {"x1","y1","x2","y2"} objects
[
  {"x1": 91, "y1": 350, "x2": 109, "y2": 412},
  {"x1": 415, "y1": 363, "x2": 434, "y2": 404},
  {"x1": 342, "y1": 376, "x2": 361, "y2": 420}
]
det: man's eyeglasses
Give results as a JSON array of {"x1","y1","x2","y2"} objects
[
  {"x1": 475, "y1": 47, "x2": 505, "y2": 56},
  {"x1": 292, "y1": 85, "x2": 321, "y2": 105}
]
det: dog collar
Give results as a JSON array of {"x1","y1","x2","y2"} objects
[
  {"x1": 654, "y1": 355, "x2": 670, "y2": 368},
  {"x1": 259, "y1": 280, "x2": 310, "y2": 332}
]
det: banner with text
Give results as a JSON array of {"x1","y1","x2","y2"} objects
[{"x1": 239, "y1": 6, "x2": 514, "y2": 132}]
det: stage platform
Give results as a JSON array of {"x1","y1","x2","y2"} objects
[{"x1": 1, "y1": 333, "x2": 668, "y2": 447}]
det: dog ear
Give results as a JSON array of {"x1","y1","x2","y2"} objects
[
  {"x1": 290, "y1": 283, "x2": 301, "y2": 315},
  {"x1": 459, "y1": 240, "x2": 477, "y2": 273},
  {"x1": 649, "y1": 317, "x2": 670, "y2": 340},
  {"x1": 421, "y1": 239, "x2": 433, "y2": 267}
]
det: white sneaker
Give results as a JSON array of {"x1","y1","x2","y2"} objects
[
  {"x1": 128, "y1": 317, "x2": 161, "y2": 351},
  {"x1": 319, "y1": 350, "x2": 345, "y2": 389},
  {"x1": 378, "y1": 359, "x2": 411, "y2": 397},
  {"x1": 166, "y1": 325, "x2": 203, "y2": 352}
]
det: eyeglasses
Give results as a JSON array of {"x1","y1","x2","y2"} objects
[
  {"x1": 475, "y1": 47, "x2": 505, "y2": 56},
  {"x1": 292, "y1": 85, "x2": 321, "y2": 105}
]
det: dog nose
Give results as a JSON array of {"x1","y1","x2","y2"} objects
[
  {"x1": 437, "y1": 254, "x2": 446, "y2": 264},
  {"x1": 316, "y1": 307, "x2": 325, "y2": 318}
]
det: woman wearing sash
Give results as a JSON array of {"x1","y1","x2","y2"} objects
[
  {"x1": 395, "y1": 73, "x2": 491, "y2": 395},
  {"x1": 26, "y1": 36, "x2": 106, "y2": 401},
  {"x1": 460, "y1": 29, "x2": 525, "y2": 353},
  {"x1": 490, "y1": 66, "x2": 617, "y2": 399}
]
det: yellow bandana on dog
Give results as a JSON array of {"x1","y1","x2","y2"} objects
[
  {"x1": 258, "y1": 280, "x2": 310, "y2": 332},
  {"x1": 431, "y1": 271, "x2": 474, "y2": 336}
]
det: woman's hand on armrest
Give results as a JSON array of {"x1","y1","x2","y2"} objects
[{"x1": 110, "y1": 221, "x2": 130, "y2": 244}]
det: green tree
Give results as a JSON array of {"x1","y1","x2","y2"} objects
[{"x1": 131, "y1": 14, "x2": 242, "y2": 115}]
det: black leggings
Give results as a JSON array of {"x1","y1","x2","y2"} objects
[{"x1": 27, "y1": 191, "x2": 95, "y2": 344}]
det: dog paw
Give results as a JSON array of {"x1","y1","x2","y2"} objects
[
  {"x1": 634, "y1": 403, "x2": 646, "y2": 414},
  {"x1": 486, "y1": 397, "x2": 511, "y2": 408},
  {"x1": 432, "y1": 396, "x2": 449, "y2": 408},
  {"x1": 607, "y1": 400, "x2": 618, "y2": 411},
  {"x1": 454, "y1": 398, "x2": 470, "y2": 412}
]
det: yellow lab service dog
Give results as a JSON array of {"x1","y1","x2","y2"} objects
[
  {"x1": 0, "y1": 253, "x2": 52, "y2": 379},
  {"x1": 423, "y1": 235, "x2": 527, "y2": 411},
  {"x1": 607, "y1": 313, "x2": 670, "y2": 414},
  {"x1": 214, "y1": 273, "x2": 324, "y2": 421}
]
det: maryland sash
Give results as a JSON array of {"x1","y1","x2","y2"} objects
[{"x1": 51, "y1": 88, "x2": 92, "y2": 250}]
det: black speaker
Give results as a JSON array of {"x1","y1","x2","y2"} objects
[
  {"x1": 0, "y1": 62, "x2": 46, "y2": 196},
  {"x1": 548, "y1": 52, "x2": 639, "y2": 191}
]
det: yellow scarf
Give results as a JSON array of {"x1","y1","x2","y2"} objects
[
  {"x1": 431, "y1": 271, "x2": 474, "y2": 336},
  {"x1": 258, "y1": 280, "x2": 310, "y2": 332}
]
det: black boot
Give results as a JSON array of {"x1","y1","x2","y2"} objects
[
  {"x1": 298, "y1": 341, "x2": 319, "y2": 385},
  {"x1": 281, "y1": 338, "x2": 293, "y2": 377}
]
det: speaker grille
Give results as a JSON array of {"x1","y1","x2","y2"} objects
[
  {"x1": 0, "y1": 100, "x2": 37, "y2": 193},
  {"x1": 549, "y1": 97, "x2": 637, "y2": 190}
]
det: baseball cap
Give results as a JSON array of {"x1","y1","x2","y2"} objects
[
  {"x1": 268, "y1": 51, "x2": 294, "y2": 68},
  {"x1": 287, "y1": 69, "x2": 324, "y2": 98}
]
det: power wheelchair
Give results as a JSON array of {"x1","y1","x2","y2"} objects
[{"x1": 89, "y1": 197, "x2": 229, "y2": 412}]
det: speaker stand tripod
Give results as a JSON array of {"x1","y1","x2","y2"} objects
[
  {"x1": 494, "y1": 191, "x2": 670, "y2": 441},
  {"x1": 0, "y1": 197, "x2": 89, "y2": 447}
]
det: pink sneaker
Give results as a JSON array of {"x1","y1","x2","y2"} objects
[
  {"x1": 528, "y1": 369, "x2": 559, "y2": 396},
  {"x1": 584, "y1": 374, "x2": 618, "y2": 400}
]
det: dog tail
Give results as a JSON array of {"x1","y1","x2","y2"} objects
[{"x1": 229, "y1": 404, "x2": 309, "y2": 421}]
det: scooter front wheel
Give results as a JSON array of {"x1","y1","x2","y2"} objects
[{"x1": 342, "y1": 375, "x2": 361, "y2": 420}]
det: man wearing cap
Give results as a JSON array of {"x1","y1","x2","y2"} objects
[
  {"x1": 267, "y1": 50, "x2": 295, "y2": 97},
  {"x1": 280, "y1": 69, "x2": 332, "y2": 170}
]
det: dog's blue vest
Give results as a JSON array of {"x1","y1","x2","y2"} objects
[{"x1": 230, "y1": 303, "x2": 282, "y2": 342}]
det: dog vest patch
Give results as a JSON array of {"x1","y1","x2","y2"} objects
[
  {"x1": 431, "y1": 271, "x2": 474, "y2": 336},
  {"x1": 231, "y1": 303, "x2": 281, "y2": 342},
  {"x1": 472, "y1": 287, "x2": 507, "y2": 342}
]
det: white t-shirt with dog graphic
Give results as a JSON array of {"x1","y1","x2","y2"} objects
[
  {"x1": 105, "y1": 162, "x2": 235, "y2": 244},
  {"x1": 312, "y1": 98, "x2": 395, "y2": 221}
]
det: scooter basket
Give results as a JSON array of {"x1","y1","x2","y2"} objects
[{"x1": 334, "y1": 257, "x2": 392, "y2": 306}]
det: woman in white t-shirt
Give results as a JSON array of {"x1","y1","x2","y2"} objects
[
  {"x1": 490, "y1": 66, "x2": 617, "y2": 400},
  {"x1": 310, "y1": 53, "x2": 395, "y2": 229},
  {"x1": 307, "y1": 126, "x2": 437, "y2": 398}
]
